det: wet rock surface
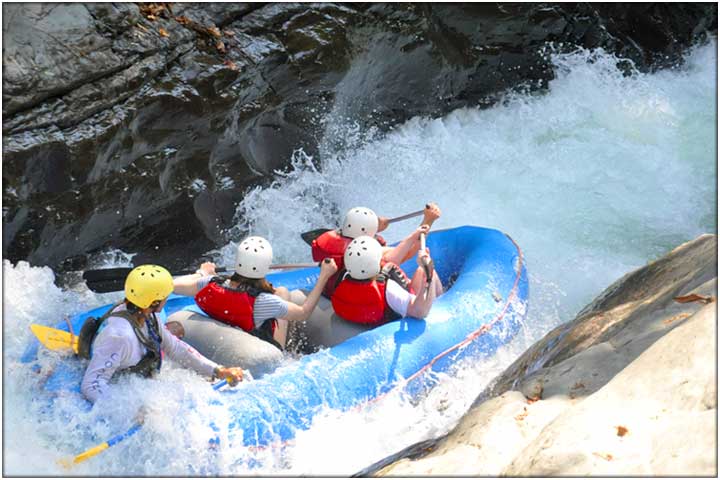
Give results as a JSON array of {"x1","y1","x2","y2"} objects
[
  {"x1": 360, "y1": 234, "x2": 717, "y2": 476},
  {"x1": 3, "y1": 3, "x2": 716, "y2": 272}
]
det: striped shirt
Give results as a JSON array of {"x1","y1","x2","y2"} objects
[{"x1": 196, "y1": 276, "x2": 289, "y2": 328}]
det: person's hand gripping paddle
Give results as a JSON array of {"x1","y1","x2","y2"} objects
[{"x1": 419, "y1": 232, "x2": 434, "y2": 299}]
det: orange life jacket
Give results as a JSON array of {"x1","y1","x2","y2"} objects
[{"x1": 331, "y1": 263, "x2": 414, "y2": 325}]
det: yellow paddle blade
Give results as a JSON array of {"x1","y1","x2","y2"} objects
[
  {"x1": 30, "y1": 324, "x2": 78, "y2": 353},
  {"x1": 57, "y1": 440, "x2": 109, "y2": 468},
  {"x1": 71, "y1": 442, "x2": 110, "y2": 465},
  {"x1": 56, "y1": 457, "x2": 74, "y2": 470}
]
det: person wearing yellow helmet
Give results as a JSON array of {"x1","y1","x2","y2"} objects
[{"x1": 80, "y1": 265, "x2": 245, "y2": 403}]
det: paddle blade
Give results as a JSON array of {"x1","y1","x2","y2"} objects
[
  {"x1": 83, "y1": 278, "x2": 125, "y2": 294},
  {"x1": 81, "y1": 266, "x2": 223, "y2": 293},
  {"x1": 69, "y1": 442, "x2": 110, "y2": 468},
  {"x1": 300, "y1": 228, "x2": 331, "y2": 246},
  {"x1": 82, "y1": 267, "x2": 133, "y2": 283},
  {"x1": 30, "y1": 324, "x2": 78, "y2": 353},
  {"x1": 81, "y1": 268, "x2": 132, "y2": 294}
]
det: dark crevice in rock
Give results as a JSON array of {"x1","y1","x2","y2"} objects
[
  {"x1": 2, "y1": 3, "x2": 716, "y2": 273},
  {"x1": 353, "y1": 438, "x2": 440, "y2": 477}
]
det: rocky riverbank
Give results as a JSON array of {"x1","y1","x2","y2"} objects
[
  {"x1": 359, "y1": 234, "x2": 717, "y2": 476},
  {"x1": 3, "y1": 3, "x2": 716, "y2": 272}
]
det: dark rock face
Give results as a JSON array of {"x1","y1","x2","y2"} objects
[{"x1": 3, "y1": 3, "x2": 716, "y2": 272}]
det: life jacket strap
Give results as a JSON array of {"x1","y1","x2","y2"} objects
[
  {"x1": 116, "y1": 311, "x2": 162, "y2": 378},
  {"x1": 378, "y1": 263, "x2": 412, "y2": 292},
  {"x1": 77, "y1": 301, "x2": 124, "y2": 359},
  {"x1": 77, "y1": 302, "x2": 163, "y2": 378}
]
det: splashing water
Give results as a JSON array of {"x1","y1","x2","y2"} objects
[{"x1": 3, "y1": 41, "x2": 716, "y2": 475}]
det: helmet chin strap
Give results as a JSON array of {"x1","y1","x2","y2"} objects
[{"x1": 148, "y1": 300, "x2": 164, "y2": 314}]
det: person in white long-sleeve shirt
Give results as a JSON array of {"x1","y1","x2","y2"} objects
[{"x1": 80, "y1": 264, "x2": 245, "y2": 403}]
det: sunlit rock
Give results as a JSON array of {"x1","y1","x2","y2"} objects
[{"x1": 368, "y1": 234, "x2": 717, "y2": 476}]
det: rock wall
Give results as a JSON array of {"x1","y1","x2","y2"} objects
[
  {"x1": 3, "y1": 3, "x2": 716, "y2": 271},
  {"x1": 362, "y1": 234, "x2": 717, "y2": 476}
]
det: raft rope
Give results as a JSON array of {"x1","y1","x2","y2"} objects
[
  {"x1": 366, "y1": 233, "x2": 525, "y2": 405},
  {"x1": 243, "y1": 235, "x2": 526, "y2": 452}
]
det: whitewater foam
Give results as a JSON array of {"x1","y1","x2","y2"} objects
[{"x1": 3, "y1": 40, "x2": 716, "y2": 475}]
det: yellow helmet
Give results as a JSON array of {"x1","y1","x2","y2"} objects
[{"x1": 124, "y1": 265, "x2": 174, "y2": 308}]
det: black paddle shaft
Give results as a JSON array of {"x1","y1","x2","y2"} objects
[
  {"x1": 82, "y1": 262, "x2": 322, "y2": 293},
  {"x1": 82, "y1": 267, "x2": 229, "y2": 294},
  {"x1": 83, "y1": 267, "x2": 226, "y2": 283}
]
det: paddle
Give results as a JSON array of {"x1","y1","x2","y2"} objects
[
  {"x1": 300, "y1": 209, "x2": 426, "y2": 246},
  {"x1": 82, "y1": 262, "x2": 319, "y2": 294},
  {"x1": 58, "y1": 379, "x2": 230, "y2": 468},
  {"x1": 30, "y1": 324, "x2": 78, "y2": 353}
]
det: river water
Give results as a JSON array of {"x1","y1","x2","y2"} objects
[{"x1": 3, "y1": 40, "x2": 716, "y2": 476}]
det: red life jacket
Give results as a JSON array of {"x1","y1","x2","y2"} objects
[
  {"x1": 194, "y1": 278, "x2": 277, "y2": 339},
  {"x1": 311, "y1": 230, "x2": 351, "y2": 268},
  {"x1": 331, "y1": 263, "x2": 414, "y2": 325},
  {"x1": 311, "y1": 229, "x2": 387, "y2": 297}
]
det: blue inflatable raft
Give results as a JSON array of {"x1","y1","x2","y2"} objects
[{"x1": 22, "y1": 225, "x2": 528, "y2": 448}]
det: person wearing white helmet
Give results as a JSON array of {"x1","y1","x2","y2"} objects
[
  {"x1": 80, "y1": 265, "x2": 246, "y2": 404},
  {"x1": 310, "y1": 203, "x2": 442, "y2": 298},
  {"x1": 173, "y1": 235, "x2": 338, "y2": 350},
  {"x1": 331, "y1": 230, "x2": 443, "y2": 324},
  {"x1": 311, "y1": 207, "x2": 388, "y2": 299}
]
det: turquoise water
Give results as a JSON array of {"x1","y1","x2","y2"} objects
[{"x1": 3, "y1": 40, "x2": 716, "y2": 475}]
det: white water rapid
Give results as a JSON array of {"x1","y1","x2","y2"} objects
[{"x1": 3, "y1": 40, "x2": 716, "y2": 476}]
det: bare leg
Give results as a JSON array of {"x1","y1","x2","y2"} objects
[
  {"x1": 274, "y1": 286, "x2": 291, "y2": 301},
  {"x1": 274, "y1": 289, "x2": 306, "y2": 350},
  {"x1": 273, "y1": 318, "x2": 289, "y2": 348},
  {"x1": 402, "y1": 239, "x2": 420, "y2": 264},
  {"x1": 288, "y1": 289, "x2": 307, "y2": 305}
]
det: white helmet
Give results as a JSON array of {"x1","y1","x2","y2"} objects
[
  {"x1": 235, "y1": 236, "x2": 273, "y2": 278},
  {"x1": 344, "y1": 235, "x2": 383, "y2": 280},
  {"x1": 341, "y1": 207, "x2": 378, "y2": 238}
]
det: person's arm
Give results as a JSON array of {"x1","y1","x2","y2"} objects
[
  {"x1": 281, "y1": 259, "x2": 338, "y2": 322},
  {"x1": 81, "y1": 333, "x2": 133, "y2": 403},
  {"x1": 173, "y1": 262, "x2": 216, "y2": 296},
  {"x1": 159, "y1": 322, "x2": 245, "y2": 385},
  {"x1": 160, "y1": 324, "x2": 217, "y2": 377},
  {"x1": 406, "y1": 272, "x2": 437, "y2": 319},
  {"x1": 382, "y1": 224, "x2": 429, "y2": 266},
  {"x1": 406, "y1": 250, "x2": 438, "y2": 318}
]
